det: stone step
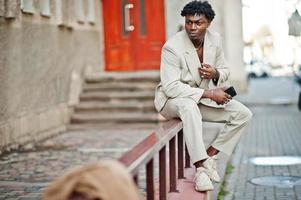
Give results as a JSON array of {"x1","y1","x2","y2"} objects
[
  {"x1": 86, "y1": 71, "x2": 160, "y2": 83},
  {"x1": 72, "y1": 71, "x2": 161, "y2": 128},
  {"x1": 83, "y1": 81, "x2": 157, "y2": 92},
  {"x1": 80, "y1": 91, "x2": 154, "y2": 101},
  {"x1": 70, "y1": 112, "x2": 162, "y2": 124},
  {"x1": 74, "y1": 101, "x2": 156, "y2": 113}
]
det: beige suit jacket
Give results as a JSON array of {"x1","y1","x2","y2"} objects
[{"x1": 154, "y1": 30, "x2": 230, "y2": 112}]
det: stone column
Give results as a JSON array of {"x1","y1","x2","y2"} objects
[
  {"x1": 210, "y1": 0, "x2": 246, "y2": 92},
  {"x1": 224, "y1": 0, "x2": 246, "y2": 92},
  {"x1": 164, "y1": 0, "x2": 191, "y2": 38}
]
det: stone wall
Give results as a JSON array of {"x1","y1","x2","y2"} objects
[{"x1": 0, "y1": 0, "x2": 104, "y2": 153}]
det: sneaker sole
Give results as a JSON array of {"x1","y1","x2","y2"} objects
[{"x1": 195, "y1": 186, "x2": 214, "y2": 192}]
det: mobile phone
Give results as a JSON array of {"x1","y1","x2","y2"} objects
[{"x1": 224, "y1": 86, "x2": 237, "y2": 97}]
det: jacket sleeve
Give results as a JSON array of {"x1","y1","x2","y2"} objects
[
  {"x1": 160, "y1": 46, "x2": 204, "y2": 103},
  {"x1": 214, "y1": 40, "x2": 230, "y2": 86}
]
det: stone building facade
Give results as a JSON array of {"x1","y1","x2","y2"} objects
[{"x1": 0, "y1": 0, "x2": 104, "y2": 153}]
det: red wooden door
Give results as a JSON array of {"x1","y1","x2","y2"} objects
[{"x1": 103, "y1": 0, "x2": 165, "y2": 71}]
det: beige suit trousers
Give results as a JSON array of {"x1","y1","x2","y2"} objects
[{"x1": 160, "y1": 98, "x2": 252, "y2": 164}]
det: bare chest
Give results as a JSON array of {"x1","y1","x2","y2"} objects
[{"x1": 196, "y1": 47, "x2": 204, "y2": 63}]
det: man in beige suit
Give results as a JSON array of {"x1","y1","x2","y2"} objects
[{"x1": 154, "y1": 0, "x2": 252, "y2": 192}]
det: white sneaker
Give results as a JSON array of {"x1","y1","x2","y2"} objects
[
  {"x1": 203, "y1": 155, "x2": 221, "y2": 183},
  {"x1": 194, "y1": 167, "x2": 214, "y2": 192}
]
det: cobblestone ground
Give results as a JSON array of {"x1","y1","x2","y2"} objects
[
  {"x1": 224, "y1": 104, "x2": 301, "y2": 200},
  {"x1": 0, "y1": 127, "x2": 155, "y2": 200}
]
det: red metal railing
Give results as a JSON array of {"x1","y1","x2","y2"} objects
[{"x1": 119, "y1": 119, "x2": 191, "y2": 200}]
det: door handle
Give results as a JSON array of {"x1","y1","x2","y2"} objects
[{"x1": 124, "y1": 3, "x2": 134, "y2": 32}]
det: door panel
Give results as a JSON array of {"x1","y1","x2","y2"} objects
[
  {"x1": 103, "y1": 0, "x2": 134, "y2": 71},
  {"x1": 133, "y1": 0, "x2": 165, "y2": 70},
  {"x1": 103, "y1": 0, "x2": 165, "y2": 71}
]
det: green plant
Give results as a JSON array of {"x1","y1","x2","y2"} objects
[
  {"x1": 218, "y1": 184, "x2": 229, "y2": 200},
  {"x1": 217, "y1": 163, "x2": 235, "y2": 200},
  {"x1": 225, "y1": 163, "x2": 234, "y2": 175}
]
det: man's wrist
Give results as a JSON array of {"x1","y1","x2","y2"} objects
[
  {"x1": 211, "y1": 89, "x2": 214, "y2": 100},
  {"x1": 202, "y1": 89, "x2": 214, "y2": 100}
]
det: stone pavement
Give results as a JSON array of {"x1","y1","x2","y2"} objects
[
  {"x1": 237, "y1": 77, "x2": 300, "y2": 105},
  {"x1": 223, "y1": 77, "x2": 301, "y2": 200},
  {"x1": 0, "y1": 126, "x2": 156, "y2": 200}
]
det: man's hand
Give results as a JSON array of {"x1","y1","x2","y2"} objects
[
  {"x1": 198, "y1": 63, "x2": 217, "y2": 79},
  {"x1": 202, "y1": 88, "x2": 232, "y2": 105}
]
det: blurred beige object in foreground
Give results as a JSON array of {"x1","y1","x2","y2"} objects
[{"x1": 43, "y1": 159, "x2": 140, "y2": 200}]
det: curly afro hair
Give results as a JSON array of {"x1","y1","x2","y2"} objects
[{"x1": 181, "y1": 1, "x2": 215, "y2": 22}]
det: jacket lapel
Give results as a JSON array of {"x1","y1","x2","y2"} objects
[
  {"x1": 183, "y1": 30, "x2": 216, "y2": 87},
  {"x1": 203, "y1": 31, "x2": 215, "y2": 67},
  {"x1": 203, "y1": 32, "x2": 219, "y2": 89},
  {"x1": 183, "y1": 31, "x2": 202, "y2": 86}
]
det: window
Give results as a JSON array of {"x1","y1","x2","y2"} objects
[
  {"x1": 139, "y1": 0, "x2": 146, "y2": 35},
  {"x1": 75, "y1": 0, "x2": 84, "y2": 23},
  {"x1": 21, "y1": 0, "x2": 35, "y2": 14},
  {"x1": 87, "y1": 0, "x2": 95, "y2": 24},
  {"x1": 40, "y1": 0, "x2": 51, "y2": 17},
  {"x1": 55, "y1": 0, "x2": 73, "y2": 28}
]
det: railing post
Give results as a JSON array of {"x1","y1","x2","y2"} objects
[
  {"x1": 159, "y1": 146, "x2": 167, "y2": 200},
  {"x1": 169, "y1": 136, "x2": 178, "y2": 192},
  {"x1": 177, "y1": 130, "x2": 184, "y2": 179},
  {"x1": 146, "y1": 158, "x2": 154, "y2": 200},
  {"x1": 185, "y1": 144, "x2": 191, "y2": 168}
]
